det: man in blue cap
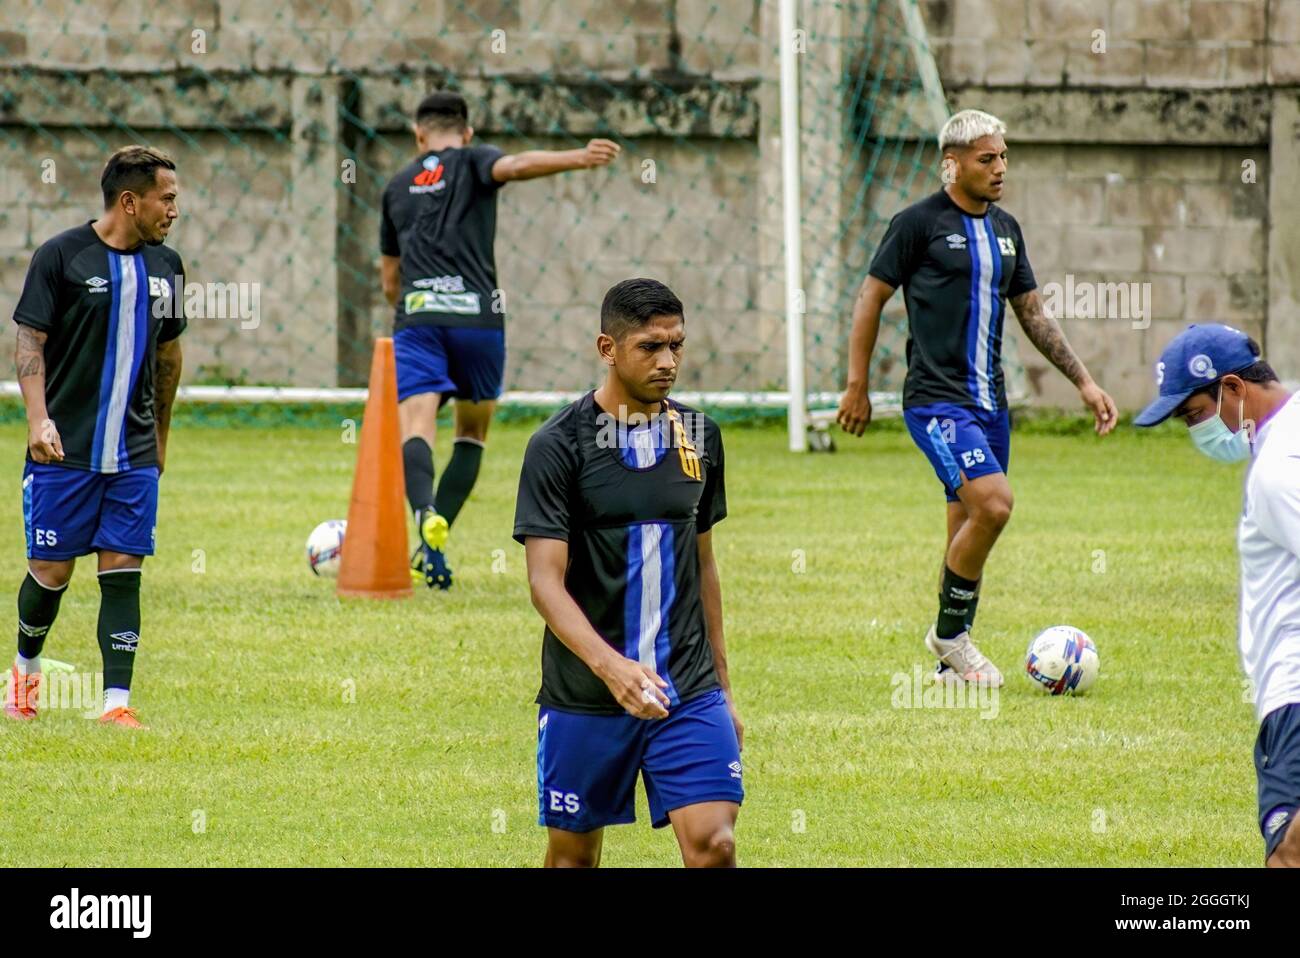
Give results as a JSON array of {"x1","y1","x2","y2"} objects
[{"x1": 1136, "y1": 322, "x2": 1298, "y2": 866}]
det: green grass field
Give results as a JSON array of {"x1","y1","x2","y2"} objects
[{"x1": 0, "y1": 414, "x2": 1258, "y2": 866}]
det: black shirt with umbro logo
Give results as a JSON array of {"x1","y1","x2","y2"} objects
[
  {"x1": 869, "y1": 190, "x2": 1036, "y2": 412},
  {"x1": 12, "y1": 222, "x2": 186, "y2": 473}
]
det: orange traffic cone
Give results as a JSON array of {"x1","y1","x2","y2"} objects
[{"x1": 337, "y1": 338, "x2": 412, "y2": 599}]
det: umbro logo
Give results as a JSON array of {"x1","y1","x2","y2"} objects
[
  {"x1": 1266, "y1": 808, "x2": 1291, "y2": 836},
  {"x1": 728, "y1": 760, "x2": 742, "y2": 780},
  {"x1": 110, "y1": 630, "x2": 140, "y2": 652},
  {"x1": 945, "y1": 233, "x2": 966, "y2": 249},
  {"x1": 17, "y1": 620, "x2": 49, "y2": 638},
  {"x1": 86, "y1": 276, "x2": 109, "y2": 293}
]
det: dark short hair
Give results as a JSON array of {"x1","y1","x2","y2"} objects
[
  {"x1": 600, "y1": 278, "x2": 684, "y2": 340},
  {"x1": 415, "y1": 92, "x2": 469, "y2": 133},
  {"x1": 102, "y1": 146, "x2": 176, "y2": 208},
  {"x1": 1185, "y1": 336, "x2": 1279, "y2": 405}
]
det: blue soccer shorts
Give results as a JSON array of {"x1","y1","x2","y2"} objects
[
  {"x1": 536, "y1": 688, "x2": 744, "y2": 832},
  {"x1": 903, "y1": 401, "x2": 1011, "y2": 503},
  {"x1": 23, "y1": 462, "x2": 159, "y2": 560},
  {"x1": 1256, "y1": 702, "x2": 1300, "y2": 861},
  {"x1": 394, "y1": 324, "x2": 505, "y2": 404}
]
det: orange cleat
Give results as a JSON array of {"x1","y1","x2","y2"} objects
[
  {"x1": 98, "y1": 706, "x2": 146, "y2": 729},
  {"x1": 4, "y1": 665, "x2": 40, "y2": 721}
]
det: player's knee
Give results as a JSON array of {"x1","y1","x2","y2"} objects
[
  {"x1": 29, "y1": 560, "x2": 73, "y2": 590},
  {"x1": 972, "y1": 492, "x2": 1013, "y2": 531},
  {"x1": 98, "y1": 553, "x2": 143, "y2": 574},
  {"x1": 685, "y1": 826, "x2": 736, "y2": 867},
  {"x1": 546, "y1": 846, "x2": 600, "y2": 868}
]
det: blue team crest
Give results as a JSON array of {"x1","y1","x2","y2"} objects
[{"x1": 422, "y1": 155, "x2": 441, "y2": 172}]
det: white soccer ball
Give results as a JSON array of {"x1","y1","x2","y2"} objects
[
  {"x1": 306, "y1": 520, "x2": 347, "y2": 578},
  {"x1": 1024, "y1": 625, "x2": 1099, "y2": 695}
]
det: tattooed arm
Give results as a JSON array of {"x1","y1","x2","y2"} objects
[
  {"x1": 155, "y1": 337, "x2": 183, "y2": 474},
  {"x1": 1010, "y1": 288, "x2": 1118, "y2": 436},
  {"x1": 15, "y1": 324, "x2": 63, "y2": 462}
]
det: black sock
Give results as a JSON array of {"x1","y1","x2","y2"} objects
[
  {"x1": 17, "y1": 572, "x2": 66, "y2": 660},
  {"x1": 434, "y1": 438, "x2": 484, "y2": 528},
  {"x1": 97, "y1": 570, "x2": 141, "y2": 692},
  {"x1": 937, "y1": 565, "x2": 980, "y2": 639},
  {"x1": 964, "y1": 580, "x2": 982, "y2": 632},
  {"x1": 402, "y1": 438, "x2": 436, "y2": 517}
]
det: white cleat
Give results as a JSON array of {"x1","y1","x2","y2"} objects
[{"x1": 925, "y1": 626, "x2": 1004, "y2": 687}]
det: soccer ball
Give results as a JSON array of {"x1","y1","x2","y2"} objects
[
  {"x1": 1024, "y1": 626, "x2": 1099, "y2": 695},
  {"x1": 306, "y1": 520, "x2": 347, "y2": 578}
]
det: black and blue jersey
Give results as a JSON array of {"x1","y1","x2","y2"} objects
[
  {"x1": 379, "y1": 145, "x2": 506, "y2": 332},
  {"x1": 12, "y1": 222, "x2": 186, "y2": 474},
  {"x1": 513, "y1": 393, "x2": 727, "y2": 715},
  {"x1": 869, "y1": 190, "x2": 1036, "y2": 412}
]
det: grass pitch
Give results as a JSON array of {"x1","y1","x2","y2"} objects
[{"x1": 0, "y1": 414, "x2": 1256, "y2": 866}]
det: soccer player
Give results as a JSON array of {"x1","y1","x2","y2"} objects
[
  {"x1": 380, "y1": 91, "x2": 620, "y2": 589},
  {"x1": 1135, "y1": 324, "x2": 1299, "y2": 866},
  {"x1": 836, "y1": 109, "x2": 1117, "y2": 684},
  {"x1": 513, "y1": 278, "x2": 743, "y2": 868},
  {"x1": 5, "y1": 145, "x2": 185, "y2": 728}
]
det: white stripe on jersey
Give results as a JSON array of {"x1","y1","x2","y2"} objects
[
  {"x1": 637, "y1": 523, "x2": 663, "y2": 673},
  {"x1": 630, "y1": 425, "x2": 656, "y2": 468},
  {"x1": 1239, "y1": 392, "x2": 1300, "y2": 721},
  {"x1": 971, "y1": 222, "x2": 995, "y2": 412},
  {"x1": 101, "y1": 254, "x2": 139, "y2": 474}
]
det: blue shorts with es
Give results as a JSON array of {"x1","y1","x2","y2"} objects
[
  {"x1": 394, "y1": 325, "x2": 505, "y2": 404},
  {"x1": 537, "y1": 688, "x2": 744, "y2": 832},
  {"x1": 23, "y1": 462, "x2": 158, "y2": 560},
  {"x1": 1255, "y1": 703, "x2": 1300, "y2": 861},
  {"x1": 903, "y1": 401, "x2": 1011, "y2": 503}
]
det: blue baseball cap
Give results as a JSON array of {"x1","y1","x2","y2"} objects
[{"x1": 1134, "y1": 324, "x2": 1260, "y2": 427}]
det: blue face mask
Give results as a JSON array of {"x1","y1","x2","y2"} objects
[{"x1": 1188, "y1": 388, "x2": 1251, "y2": 463}]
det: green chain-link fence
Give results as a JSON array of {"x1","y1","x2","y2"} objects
[{"x1": 0, "y1": 0, "x2": 1021, "y2": 422}]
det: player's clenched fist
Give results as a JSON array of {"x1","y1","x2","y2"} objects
[
  {"x1": 582, "y1": 139, "x2": 621, "y2": 168},
  {"x1": 598, "y1": 654, "x2": 670, "y2": 719},
  {"x1": 28, "y1": 417, "x2": 64, "y2": 463}
]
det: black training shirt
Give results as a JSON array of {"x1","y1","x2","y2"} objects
[
  {"x1": 514, "y1": 393, "x2": 727, "y2": 714},
  {"x1": 13, "y1": 221, "x2": 186, "y2": 473},
  {"x1": 869, "y1": 190, "x2": 1036, "y2": 411},
  {"x1": 380, "y1": 145, "x2": 506, "y2": 331}
]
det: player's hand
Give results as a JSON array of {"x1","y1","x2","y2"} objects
[
  {"x1": 582, "y1": 139, "x2": 621, "y2": 168},
  {"x1": 836, "y1": 383, "x2": 872, "y2": 436},
  {"x1": 599, "y1": 654, "x2": 670, "y2": 719},
  {"x1": 28, "y1": 417, "x2": 64, "y2": 463},
  {"x1": 725, "y1": 693, "x2": 744, "y2": 751},
  {"x1": 1079, "y1": 380, "x2": 1118, "y2": 437}
]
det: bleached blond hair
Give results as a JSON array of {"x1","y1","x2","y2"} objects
[{"x1": 939, "y1": 110, "x2": 1007, "y2": 151}]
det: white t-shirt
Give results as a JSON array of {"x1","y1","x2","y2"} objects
[{"x1": 1239, "y1": 391, "x2": 1300, "y2": 722}]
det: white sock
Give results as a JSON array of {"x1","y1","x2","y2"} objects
[
  {"x1": 15, "y1": 653, "x2": 40, "y2": 675},
  {"x1": 103, "y1": 687, "x2": 129, "y2": 713}
]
